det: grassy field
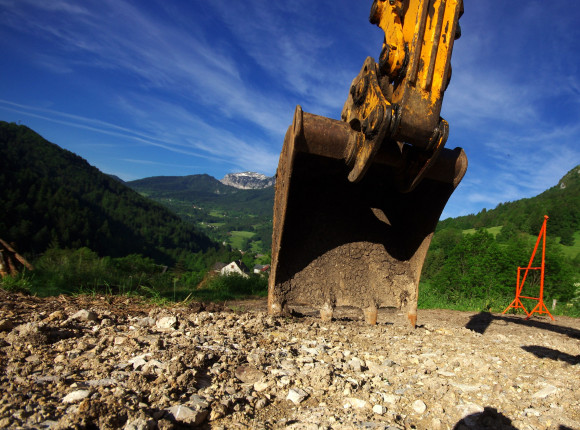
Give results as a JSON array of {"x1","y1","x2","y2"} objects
[
  {"x1": 561, "y1": 231, "x2": 580, "y2": 259},
  {"x1": 228, "y1": 230, "x2": 255, "y2": 250},
  {"x1": 462, "y1": 226, "x2": 579, "y2": 259},
  {"x1": 462, "y1": 226, "x2": 502, "y2": 237},
  {"x1": 418, "y1": 280, "x2": 580, "y2": 317}
]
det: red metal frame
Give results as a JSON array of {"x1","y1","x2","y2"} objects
[{"x1": 503, "y1": 216, "x2": 554, "y2": 320}]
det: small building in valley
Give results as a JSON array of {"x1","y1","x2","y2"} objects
[
  {"x1": 253, "y1": 264, "x2": 270, "y2": 275},
  {"x1": 220, "y1": 260, "x2": 249, "y2": 278}
]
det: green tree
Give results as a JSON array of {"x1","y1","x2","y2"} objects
[
  {"x1": 422, "y1": 228, "x2": 462, "y2": 280},
  {"x1": 432, "y1": 230, "x2": 511, "y2": 302},
  {"x1": 496, "y1": 222, "x2": 519, "y2": 243}
]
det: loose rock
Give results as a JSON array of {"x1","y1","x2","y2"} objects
[
  {"x1": 0, "y1": 293, "x2": 578, "y2": 430},
  {"x1": 62, "y1": 390, "x2": 91, "y2": 404},
  {"x1": 287, "y1": 388, "x2": 309, "y2": 405},
  {"x1": 532, "y1": 385, "x2": 558, "y2": 398},
  {"x1": 235, "y1": 364, "x2": 266, "y2": 384},
  {"x1": 155, "y1": 315, "x2": 177, "y2": 330},
  {"x1": 166, "y1": 405, "x2": 208, "y2": 426},
  {"x1": 412, "y1": 399, "x2": 427, "y2": 414},
  {"x1": 373, "y1": 404, "x2": 387, "y2": 415},
  {"x1": 71, "y1": 309, "x2": 99, "y2": 322}
]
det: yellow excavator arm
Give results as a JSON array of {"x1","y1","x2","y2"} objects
[{"x1": 269, "y1": 0, "x2": 467, "y2": 327}]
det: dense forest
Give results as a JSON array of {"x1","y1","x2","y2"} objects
[{"x1": 0, "y1": 121, "x2": 217, "y2": 265}]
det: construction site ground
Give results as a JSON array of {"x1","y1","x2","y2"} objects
[{"x1": 0, "y1": 291, "x2": 578, "y2": 429}]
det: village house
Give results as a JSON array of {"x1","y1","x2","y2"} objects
[
  {"x1": 220, "y1": 260, "x2": 249, "y2": 278},
  {"x1": 253, "y1": 264, "x2": 270, "y2": 275}
]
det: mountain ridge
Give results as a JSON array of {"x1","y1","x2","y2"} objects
[
  {"x1": 127, "y1": 174, "x2": 274, "y2": 252},
  {"x1": 437, "y1": 164, "x2": 579, "y2": 246},
  {"x1": 220, "y1": 172, "x2": 274, "y2": 190},
  {"x1": 127, "y1": 174, "x2": 274, "y2": 217},
  {"x1": 129, "y1": 174, "x2": 238, "y2": 197}
]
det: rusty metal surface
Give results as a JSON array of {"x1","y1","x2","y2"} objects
[
  {"x1": 269, "y1": 148, "x2": 465, "y2": 327},
  {"x1": 269, "y1": 106, "x2": 467, "y2": 325},
  {"x1": 269, "y1": 0, "x2": 466, "y2": 326},
  {"x1": 292, "y1": 107, "x2": 466, "y2": 186},
  {"x1": 341, "y1": 57, "x2": 396, "y2": 183}
]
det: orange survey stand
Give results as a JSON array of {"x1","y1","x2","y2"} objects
[{"x1": 503, "y1": 216, "x2": 554, "y2": 320}]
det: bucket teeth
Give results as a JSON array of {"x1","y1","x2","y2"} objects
[{"x1": 320, "y1": 303, "x2": 334, "y2": 322}]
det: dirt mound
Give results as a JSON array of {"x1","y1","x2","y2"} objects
[{"x1": 0, "y1": 292, "x2": 578, "y2": 429}]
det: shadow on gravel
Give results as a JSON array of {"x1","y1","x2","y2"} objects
[
  {"x1": 46, "y1": 327, "x2": 83, "y2": 344},
  {"x1": 465, "y1": 312, "x2": 580, "y2": 340},
  {"x1": 453, "y1": 407, "x2": 518, "y2": 429},
  {"x1": 521, "y1": 345, "x2": 580, "y2": 365}
]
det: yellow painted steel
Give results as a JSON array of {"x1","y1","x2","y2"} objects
[
  {"x1": 396, "y1": 0, "x2": 462, "y2": 107},
  {"x1": 342, "y1": 0, "x2": 463, "y2": 187},
  {"x1": 359, "y1": 0, "x2": 463, "y2": 147},
  {"x1": 370, "y1": 0, "x2": 406, "y2": 78}
]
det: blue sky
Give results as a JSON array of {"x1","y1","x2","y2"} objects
[{"x1": 1, "y1": 0, "x2": 579, "y2": 219}]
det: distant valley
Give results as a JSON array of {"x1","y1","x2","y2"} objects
[
  {"x1": 127, "y1": 173, "x2": 275, "y2": 254},
  {"x1": 127, "y1": 164, "x2": 580, "y2": 260}
]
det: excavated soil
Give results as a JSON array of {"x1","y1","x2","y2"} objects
[{"x1": 0, "y1": 291, "x2": 578, "y2": 430}]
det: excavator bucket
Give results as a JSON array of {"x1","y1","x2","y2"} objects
[{"x1": 269, "y1": 0, "x2": 466, "y2": 326}]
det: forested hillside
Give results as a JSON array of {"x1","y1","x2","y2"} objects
[
  {"x1": 437, "y1": 166, "x2": 580, "y2": 245},
  {"x1": 421, "y1": 165, "x2": 580, "y2": 312},
  {"x1": 128, "y1": 175, "x2": 274, "y2": 217},
  {"x1": 0, "y1": 121, "x2": 216, "y2": 265},
  {"x1": 128, "y1": 175, "x2": 274, "y2": 252}
]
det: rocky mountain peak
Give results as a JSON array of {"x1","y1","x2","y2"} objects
[{"x1": 220, "y1": 172, "x2": 275, "y2": 190}]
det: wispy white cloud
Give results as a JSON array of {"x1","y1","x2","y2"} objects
[
  {"x1": 0, "y1": 0, "x2": 377, "y2": 174},
  {"x1": 110, "y1": 94, "x2": 281, "y2": 174},
  {"x1": 0, "y1": 99, "x2": 233, "y2": 163},
  {"x1": 444, "y1": 125, "x2": 580, "y2": 219},
  {"x1": 204, "y1": 1, "x2": 372, "y2": 117},
  {"x1": 482, "y1": 130, "x2": 580, "y2": 195},
  {"x1": 122, "y1": 159, "x2": 202, "y2": 171},
  {"x1": 437, "y1": 1, "x2": 580, "y2": 217},
  {"x1": 0, "y1": 0, "x2": 89, "y2": 14},
  {"x1": 444, "y1": 73, "x2": 539, "y2": 129},
  {"x1": 1, "y1": 0, "x2": 292, "y2": 137}
]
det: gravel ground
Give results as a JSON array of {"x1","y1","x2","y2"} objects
[{"x1": 0, "y1": 291, "x2": 578, "y2": 430}]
